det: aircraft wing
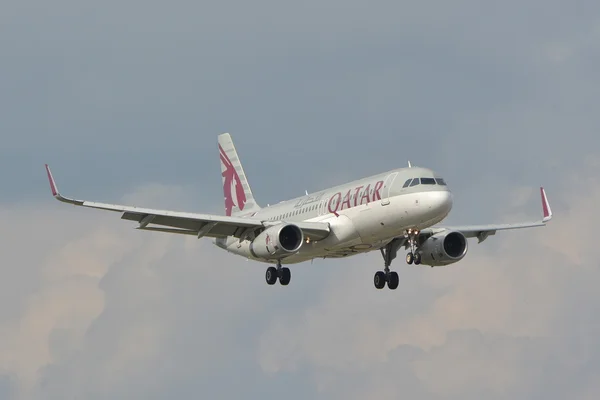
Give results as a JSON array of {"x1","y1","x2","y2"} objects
[
  {"x1": 45, "y1": 165, "x2": 331, "y2": 241},
  {"x1": 419, "y1": 187, "x2": 553, "y2": 243}
]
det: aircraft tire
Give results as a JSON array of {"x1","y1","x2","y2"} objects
[
  {"x1": 414, "y1": 253, "x2": 421, "y2": 265},
  {"x1": 406, "y1": 252, "x2": 414, "y2": 265},
  {"x1": 387, "y1": 271, "x2": 399, "y2": 290},
  {"x1": 279, "y1": 267, "x2": 291, "y2": 286},
  {"x1": 374, "y1": 271, "x2": 386, "y2": 289},
  {"x1": 266, "y1": 266, "x2": 278, "y2": 285}
]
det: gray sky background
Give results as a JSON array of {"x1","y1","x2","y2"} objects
[{"x1": 1, "y1": 1, "x2": 599, "y2": 399}]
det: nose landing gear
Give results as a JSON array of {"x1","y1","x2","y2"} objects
[{"x1": 404, "y1": 228, "x2": 421, "y2": 265}]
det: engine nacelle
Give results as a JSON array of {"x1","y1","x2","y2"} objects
[
  {"x1": 417, "y1": 230, "x2": 468, "y2": 266},
  {"x1": 250, "y1": 223, "x2": 304, "y2": 260}
]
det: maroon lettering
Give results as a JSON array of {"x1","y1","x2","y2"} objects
[
  {"x1": 353, "y1": 185, "x2": 363, "y2": 206},
  {"x1": 373, "y1": 180, "x2": 384, "y2": 201},
  {"x1": 328, "y1": 192, "x2": 341, "y2": 213},
  {"x1": 360, "y1": 184, "x2": 371, "y2": 204},
  {"x1": 341, "y1": 189, "x2": 352, "y2": 210}
]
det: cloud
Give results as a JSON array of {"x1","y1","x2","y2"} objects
[
  {"x1": 2, "y1": 0, "x2": 600, "y2": 398},
  {"x1": 1, "y1": 160, "x2": 600, "y2": 400},
  {"x1": 256, "y1": 161, "x2": 600, "y2": 399},
  {"x1": 0, "y1": 184, "x2": 320, "y2": 399}
]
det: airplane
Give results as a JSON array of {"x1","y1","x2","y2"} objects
[{"x1": 44, "y1": 133, "x2": 553, "y2": 290}]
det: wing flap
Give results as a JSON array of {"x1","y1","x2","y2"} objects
[
  {"x1": 136, "y1": 227, "x2": 201, "y2": 236},
  {"x1": 121, "y1": 209, "x2": 264, "y2": 238},
  {"x1": 424, "y1": 221, "x2": 546, "y2": 243},
  {"x1": 270, "y1": 221, "x2": 331, "y2": 241}
]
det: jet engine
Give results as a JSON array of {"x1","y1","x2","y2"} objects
[
  {"x1": 250, "y1": 223, "x2": 304, "y2": 260},
  {"x1": 417, "y1": 230, "x2": 468, "y2": 266}
]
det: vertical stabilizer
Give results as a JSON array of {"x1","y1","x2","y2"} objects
[{"x1": 218, "y1": 133, "x2": 261, "y2": 217}]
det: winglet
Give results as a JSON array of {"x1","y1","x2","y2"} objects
[
  {"x1": 44, "y1": 165, "x2": 84, "y2": 205},
  {"x1": 45, "y1": 164, "x2": 59, "y2": 197},
  {"x1": 540, "y1": 187, "x2": 552, "y2": 223}
]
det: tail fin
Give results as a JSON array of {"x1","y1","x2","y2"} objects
[{"x1": 218, "y1": 133, "x2": 261, "y2": 217}]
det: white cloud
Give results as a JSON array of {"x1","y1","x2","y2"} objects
[
  {"x1": 2, "y1": 160, "x2": 600, "y2": 400},
  {"x1": 257, "y1": 162, "x2": 600, "y2": 399},
  {"x1": 1, "y1": 0, "x2": 600, "y2": 396}
]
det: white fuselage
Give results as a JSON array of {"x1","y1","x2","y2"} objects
[{"x1": 215, "y1": 166, "x2": 453, "y2": 264}]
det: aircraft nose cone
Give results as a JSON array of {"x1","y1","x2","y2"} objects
[{"x1": 428, "y1": 190, "x2": 453, "y2": 215}]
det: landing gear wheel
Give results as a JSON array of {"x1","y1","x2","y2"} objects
[
  {"x1": 387, "y1": 271, "x2": 399, "y2": 289},
  {"x1": 414, "y1": 253, "x2": 422, "y2": 265},
  {"x1": 279, "y1": 267, "x2": 291, "y2": 286},
  {"x1": 374, "y1": 271, "x2": 386, "y2": 289},
  {"x1": 265, "y1": 266, "x2": 278, "y2": 285},
  {"x1": 405, "y1": 228, "x2": 422, "y2": 266},
  {"x1": 388, "y1": 271, "x2": 400, "y2": 290}
]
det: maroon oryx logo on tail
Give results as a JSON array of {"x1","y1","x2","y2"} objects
[{"x1": 219, "y1": 144, "x2": 247, "y2": 216}]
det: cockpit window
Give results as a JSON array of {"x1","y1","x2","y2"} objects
[
  {"x1": 420, "y1": 177, "x2": 436, "y2": 185},
  {"x1": 435, "y1": 178, "x2": 447, "y2": 186},
  {"x1": 402, "y1": 179, "x2": 412, "y2": 188},
  {"x1": 409, "y1": 178, "x2": 420, "y2": 187}
]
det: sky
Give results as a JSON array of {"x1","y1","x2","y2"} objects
[{"x1": 1, "y1": 0, "x2": 600, "y2": 398}]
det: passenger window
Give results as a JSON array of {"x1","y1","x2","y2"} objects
[
  {"x1": 435, "y1": 178, "x2": 446, "y2": 186},
  {"x1": 402, "y1": 179, "x2": 412, "y2": 188},
  {"x1": 409, "y1": 178, "x2": 420, "y2": 187},
  {"x1": 421, "y1": 178, "x2": 436, "y2": 185}
]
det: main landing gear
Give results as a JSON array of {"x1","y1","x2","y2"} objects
[
  {"x1": 374, "y1": 238, "x2": 402, "y2": 289},
  {"x1": 374, "y1": 229, "x2": 422, "y2": 290},
  {"x1": 265, "y1": 261, "x2": 291, "y2": 286}
]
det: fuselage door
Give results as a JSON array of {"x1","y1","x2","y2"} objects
[{"x1": 381, "y1": 172, "x2": 398, "y2": 206}]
